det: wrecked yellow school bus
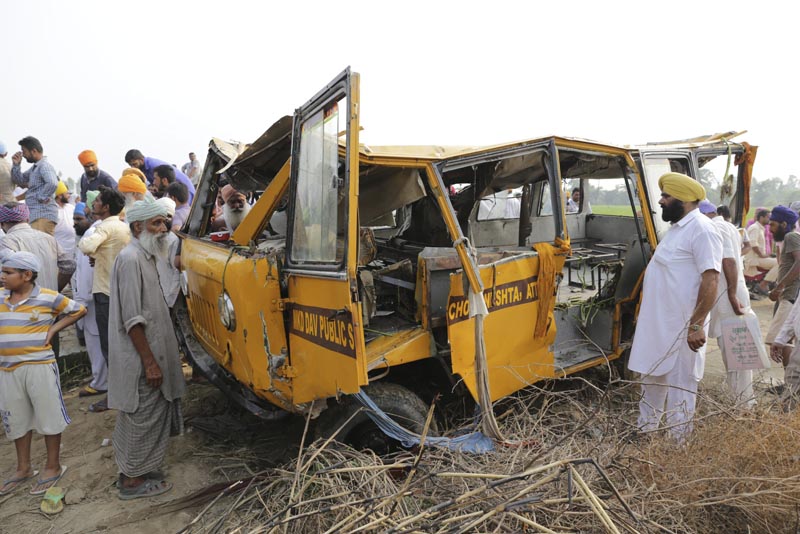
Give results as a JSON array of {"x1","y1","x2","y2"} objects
[{"x1": 175, "y1": 68, "x2": 756, "y2": 446}]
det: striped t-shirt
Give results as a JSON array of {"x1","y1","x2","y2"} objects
[{"x1": 0, "y1": 285, "x2": 85, "y2": 371}]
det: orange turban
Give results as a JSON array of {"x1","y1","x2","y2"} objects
[
  {"x1": 118, "y1": 174, "x2": 147, "y2": 194},
  {"x1": 121, "y1": 167, "x2": 147, "y2": 183},
  {"x1": 78, "y1": 150, "x2": 97, "y2": 166},
  {"x1": 221, "y1": 185, "x2": 245, "y2": 204}
]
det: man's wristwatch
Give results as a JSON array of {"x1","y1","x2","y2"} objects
[{"x1": 689, "y1": 324, "x2": 701, "y2": 332}]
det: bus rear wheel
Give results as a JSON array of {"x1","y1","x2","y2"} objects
[{"x1": 314, "y1": 382, "x2": 438, "y2": 454}]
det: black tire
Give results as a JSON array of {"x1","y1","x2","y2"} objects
[
  {"x1": 611, "y1": 348, "x2": 636, "y2": 383},
  {"x1": 314, "y1": 382, "x2": 438, "y2": 454}
]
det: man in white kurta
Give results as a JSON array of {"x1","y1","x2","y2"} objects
[
  {"x1": 743, "y1": 209, "x2": 777, "y2": 288},
  {"x1": 701, "y1": 201, "x2": 755, "y2": 408},
  {"x1": 772, "y1": 296, "x2": 800, "y2": 409},
  {"x1": 628, "y1": 173, "x2": 722, "y2": 441},
  {"x1": 73, "y1": 208, "x2": 107, "y2": 396}
]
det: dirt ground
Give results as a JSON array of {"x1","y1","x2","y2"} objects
[{"x1": 0, "y1": 296, "x2": 785, "y2": 534}]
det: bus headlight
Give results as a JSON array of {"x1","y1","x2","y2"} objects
[{"x1": 217, "y1": 291, "x2": 236, "y2": 331}]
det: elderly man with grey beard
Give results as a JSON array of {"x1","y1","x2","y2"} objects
[
  {"x1": 108, "y1": 199, "x2": 185, "y2": 500},
  {"x1": 218, "y1": 184, "x2": 251, "y2": 231}
]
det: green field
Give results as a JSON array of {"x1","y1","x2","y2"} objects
[
  {"x1": 590, "y1": 205, "x2": 635, "y2": 216},
  {"x1": 583, "y1": 205, "x2": 760, "y2": 223}
]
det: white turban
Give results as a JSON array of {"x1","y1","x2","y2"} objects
[
  {"x1": 2, "y1": 251, "x2": 41, "y2": 273},
  {"x1": 155, "y1": 197, "x2": 176, "y2": 217},
  {"x1": 126, "y1": 199, "x2": 168, "y2": 223}
]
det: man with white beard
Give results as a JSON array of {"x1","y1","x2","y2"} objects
[
  {"x1": 154, "y1": 197, "x2": 180, "y2": 309},
  {"x1": 117, "y1": 169, "x2": 148, "y2": 210},
  {"x1": 109, "y1": 199, "x2": 185, "y2": 500},
  {"x1": 219, "y1": 185, "x2": 250, "y2": 231}
]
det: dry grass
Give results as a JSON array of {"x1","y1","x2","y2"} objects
[{"x1": 175, "y1": 371, "x2": 800, "y2": 534}]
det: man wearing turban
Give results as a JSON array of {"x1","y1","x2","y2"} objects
[
  {"x1": 54, "y1": 181, "x2": 76, "y2": 262},
  {"x1": 117, "y1": 171, "x2": 148, "y2": 209},
  {"x1": 108, "y1": 199, "x2": 185, "y2": 499},
  {"x1": 214, "y1": 184, "x2": 250, "y2": 232},
  {"x1": 78, "y1": 186, "x2": 131, "y2": 412},
  {"x1": 766, "y1": 207, "x2": 800, "y2": 407},
  {"x1": 121, "y1": 167, "x2": 147, "y2": 183},
  {"x1": 628, "y1": 172, "x2": 723, "y2": 441},
  {"x1": 154, "y1": 197, "x2": 180, "y2": 308},
  {"x1": 0, "y1": 202, "x2": 75, "y2": 294},
  {"x1": 78, "y1": 150, "x2": 117, "y2": 203}
]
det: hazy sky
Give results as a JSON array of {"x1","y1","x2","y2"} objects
[{"x1": 2, "y1": 1, "x2": 797, "y2": 185}]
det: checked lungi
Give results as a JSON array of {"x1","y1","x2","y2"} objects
[{"x1": 113, "y1": 377, "x2": 183, "y2": 478}]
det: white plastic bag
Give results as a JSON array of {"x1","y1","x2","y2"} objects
[{"x1": 720, "y1": 309, "x2": 769, "y2": 370}]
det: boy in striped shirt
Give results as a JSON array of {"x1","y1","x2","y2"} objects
[{"x1": 0, "y1": 251, "x2": 86, "y2": 496}]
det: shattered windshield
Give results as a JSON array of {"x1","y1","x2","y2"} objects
[{"x1": 290, "y1": 101, "x2": 345, "y2": 264}]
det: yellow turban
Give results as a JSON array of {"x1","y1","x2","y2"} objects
[
  {"x1": 658, "y1": 172, "x2": 706, "y2": 203},
  {"x1": 121, "y1": 167, "x2": 147, "y2": 183},
  {"x1": 54, "y1": 181, "x2": 68, "y2": 197},
  {"x1": 118, "y1": 174, "x2": 148, "y2": 194},
  {"x1": 78, "y1": 150, "x2": 97, "y2": 166}
]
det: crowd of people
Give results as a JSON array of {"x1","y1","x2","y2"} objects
[
  {"x1": 0, "y1": 136, "x2": 208, "y2": 502},
  {"x1": 2, "y1": 137, "x2": 799, "y2": 502},
  {"x1": 628, "y1": 172, "x2": 800, "y2": 442}
]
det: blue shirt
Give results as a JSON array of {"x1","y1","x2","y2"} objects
[
  {"x1": 80, "y1": 169, "x2": 117, "y2": 201},
  {"x1": 143, "y1": 156, "x2": 196, "y2": 203},
  {"x1": 10, "y1": 157, "x2": 59, "y2": 223}
]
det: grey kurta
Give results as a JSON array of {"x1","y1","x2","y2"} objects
[
  {"x1": 0, "y1": 223, "x2": 75, "y2": 291},
  {"x1": 107, "y1": 238, "x2": 185, "y2": 412}
]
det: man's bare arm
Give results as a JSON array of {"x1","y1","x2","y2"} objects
[
  {"x1": 44, "y1": 307, "x2": 86, "y2": 346},
  {"x1": 687, "y1": 269, "x2": 719, "y2": 351},
  {"x1": 721, "y1": 258, "x2": 744, "y2": 315},
  {"x1": 770, "y1": 249, "x2": 800, "y2": 301}
]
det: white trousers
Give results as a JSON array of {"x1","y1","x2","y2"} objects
[
  {"x1": 80, "y1": 302, "x2": 107, "y2": 391},
  {"x1": 744, "y1": 256, "x2": 778, "y2": 281},
  {"x1": 717, "y1": 337, "x2": 756, "y2": 409},
  {"x1": 637, "y1": 352, "x2": 699, "y2": 441}
]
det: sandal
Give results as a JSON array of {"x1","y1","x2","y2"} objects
[
  {"x1": 0, "y1": 470, "x2": 38, "y2": 496},
  {"x1": 30, "y1": 465, "x2": 68, "y2": 495},
  {"x1": 40, "y1": 486, "x2": 65, "y2": 514},
  {"x1": 89, "y1": 398, "x2": 110, "y2": 413},
  {"x1": 79, "y1": 385, "x2": 107, "y2": 397},
  {"x1": 118, "y1": 478, "x2": 173, "y2": 500},
  {"x1": 115, "y1": 470, "x2": 164, "y2": 489}
]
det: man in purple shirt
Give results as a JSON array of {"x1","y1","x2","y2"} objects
[
  {"x1": 152, "y1": 165, "x2": 195, "y2": 204},
  {"x1": 124, "y1": 150, "x2": 195, "y2": 203}
]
